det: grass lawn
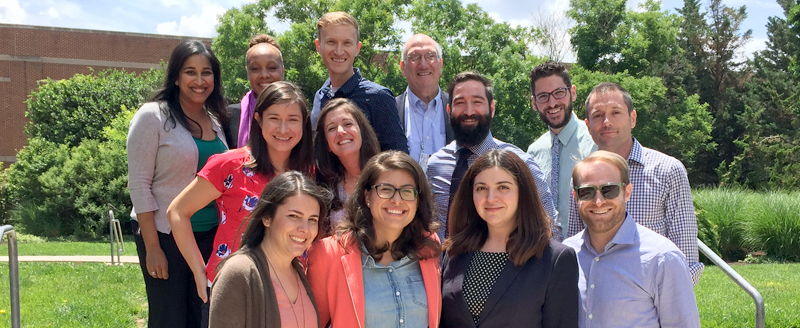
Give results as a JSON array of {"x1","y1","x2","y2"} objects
[
  {"x1": 0, "y1": 234, "x2": 137, "y2": 256},
  {"x1": 0, "y1": 262, "x2": 146, "y2": 327},
  {"x1": 697, "y1": 263, "x2": 800, "y2": 327}
]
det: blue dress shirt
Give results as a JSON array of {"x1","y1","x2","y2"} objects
[
  {"x1": 562, "y1": 213, "x2": 701, "y2": 328},
  {"x1": 426, "y1": 132, "x2": 559, "y2": 240},
  {"x1": 404, "y1": 88, "x2": 447, "y2": 167},
  {"x1": 528, "y1": 111, "x2": 596, "y2": 239},
  {"x1": 312, "y1": 68, "x2": 408, "y2": 153},
  {"x1": 567, "y1": 138, "x2": 704, "y2": 284}
]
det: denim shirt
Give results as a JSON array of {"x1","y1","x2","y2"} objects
[{"x1": 362, "y1": 247, "x2": 428, "y2": 328}]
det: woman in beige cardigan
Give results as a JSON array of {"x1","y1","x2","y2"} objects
[{"x1": 209, "y1": 171, "x2": 330, "y2": 328}]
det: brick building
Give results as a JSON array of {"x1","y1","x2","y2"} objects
[{"x1": 0, "y1": 24, "x2": 211, "y2": 164}]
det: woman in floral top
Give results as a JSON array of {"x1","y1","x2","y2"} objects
[{"x1": 167, "y1": 81, "x2": 314, "y2": 307}]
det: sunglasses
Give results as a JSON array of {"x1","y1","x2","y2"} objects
[{"x1": 573, "y1": 183, "x2": 627, "y2": 201}]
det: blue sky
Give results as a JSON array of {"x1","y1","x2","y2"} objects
[{"x1": 0, "y1": 0, "x2": 782, "y2": 60}]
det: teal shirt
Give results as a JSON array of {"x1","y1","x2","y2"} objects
[
  {"x1": 192, "y1": 136, "x2": 227, "y2": 232},
  {"x1": 527, "y1": 112, "x2": 597, "y2": 239}
]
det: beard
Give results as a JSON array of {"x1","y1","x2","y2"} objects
[
  {"x1": 451, "y1": 112, "x2": 492, "y2": 147},
  {"x1": 537, "y1": 101, "x2": 573, "y2": 130}
]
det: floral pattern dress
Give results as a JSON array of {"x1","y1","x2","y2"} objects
[{"x1": 197, "y1": 148, "x2": 271, "y2": 284}]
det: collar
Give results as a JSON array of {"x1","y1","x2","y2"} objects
[
  {"x1": 359, "y1": 241, "x2": 412, "y2": 268},
  {"x1": 322, "y1": 68, "x2": 363, "y2": 98},
  {"x1": 406, "y1": 87, "x2": 442, "y2": 110},
  {"x1": 551, "y1": 111, "x2": 580, "y2": 145},
  {"x1": 628, "y1": 138, "x2": 644, "y2": 165},
  {"x1": 456, "y1": 131, "x2": 494, "y2": 155},
  {"x1": 579, "y1": 212, "x2": 637, "y2": 255}
]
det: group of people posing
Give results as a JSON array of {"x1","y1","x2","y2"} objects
[{"x1": 127, "y1": 10, "x2": 702, "y2": 328}]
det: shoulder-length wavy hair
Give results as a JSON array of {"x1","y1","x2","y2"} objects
[
  {"x1": 245, "y1": 81, "x2": 313, "y2": 176},
  {"x1": 314, "y1": 98, "x2": 380, "y2": 211},
  {"x1": 444, "y1": 149, "x2": 552, "y2": 266},
  {"x1": 236, "y1": 171, "x2": 331, "y2": 254},
  {"x1": 336, "y1": 151, "x2": 441, "y2": 261},
  {"x1": 151, "y1": 40, "x2": 227, "y2": 134}
]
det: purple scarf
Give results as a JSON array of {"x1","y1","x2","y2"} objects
[{"x1": 237, "y1": 90, "x2": 257, "y2": 147}]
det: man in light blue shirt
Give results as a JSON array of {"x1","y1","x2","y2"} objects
[
  {"x1": 563, "y1": 151, "x2": 700, "y2": 328},
  {"x1": 527, "y1": 61, "x2": 596, "y2": 239},
  {"x1": 396, "y1": 34, "x2": 453, "y2": 170}
]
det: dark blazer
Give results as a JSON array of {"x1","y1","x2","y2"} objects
[
  {"x1": 396, "y1": 91, "x2": 454, "y2": 144},
  {"x1": 225, "y1": 103, "x2": 241, "y2": 149},
  {"x1": 441, "y1": 240, "x2": 579, "y2": 328}
]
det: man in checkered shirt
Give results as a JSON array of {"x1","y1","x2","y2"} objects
[{"x1": 567, "y1": 82, "x2": 703, "y2": 285}]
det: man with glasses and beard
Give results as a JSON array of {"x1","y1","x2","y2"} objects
[
  {"x1": 527, "y1": 62, "x2": 596, "y2": 239},
  {"x1": 426, "y1": 71, "x2": 558, "y2": 240},
  {"x1": 567, "y1": 82, "x2": 703, "y2": 285},
  {"x1": 563, "y1": 151, "x2": 700, "y2": 328}
]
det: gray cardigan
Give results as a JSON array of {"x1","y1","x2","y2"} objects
[{"x1": 127, "y1": 101, "x2": 227, "y2": 234}]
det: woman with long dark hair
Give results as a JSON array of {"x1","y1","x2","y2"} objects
[
  {"x1": 441, "y1": 149, "x2": 578, "y2": 327},
  {"x1": 167, "y1": 81, "x2": 314, "y2": 308},
  {"x1": 314, "y1": 98, "x2": 380, "y2": 234},
  {"x1": 208, "y1": 171, "x2": 329, "y2": 328},
  {"x1": 127, "y1": 40, "x2": 229, "y2": 327},
  {"x1": 306, "y1": 151, "x2": 442, "y2": 328}
]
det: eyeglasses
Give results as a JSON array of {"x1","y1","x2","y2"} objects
[
  {"x1": 372, "y1": 183, "x2": 419, "y2": 201},
  {"x1": 573, "y1": 183, "x2": 626, "y2": 201},
  {"x1": 406, "y1": 51, "x2": 439, "y2": 63},
  {"x1": 534, "y1": 87, "x2": 570, "y2": 104}
]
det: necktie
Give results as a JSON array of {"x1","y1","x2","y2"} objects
[
  {"x1": 551, "y1": 137, "x2": 561, "y2": 204},
  {"x1": 447, "y1": 148, "x2": 472, "y2": 238}
]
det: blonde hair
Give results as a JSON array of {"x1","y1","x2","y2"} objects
[
  {"x1": 316, "y1": 12, "x2": 359, "y2": 40},
  {"x1": 572, "y1": 150, "x2": 630, "y2": 186}
]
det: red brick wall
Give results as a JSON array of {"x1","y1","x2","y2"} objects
[{"x1": 0, "y1": 24, "x2": 211, "y2": 163}]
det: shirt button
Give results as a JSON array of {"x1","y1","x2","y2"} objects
[
  {"x1": 594, "y1": 257, "x2": 600, "y2": 262},
  {"x1": 590, "y1": 284, "x2": 595, "y2": 289},
  {"x1": 396, "y1": 291, "x2": 400, "y2": 296},
  {"x1": 400, "y1": 319, "x2": 404, "y2": 323},
  {"x1": 388, "y1": 267, "x2": 393, "y2": 272},
  {"x1": 589, "y1": 314, "x2": 593, "y2": 319}
]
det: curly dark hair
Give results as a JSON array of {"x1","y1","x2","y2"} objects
[
  {"x1": 336, "y1": 151, "x2": 441, "y2": 261},
  {"x1": 529, "y1": 61, "x2": 571, "y2": 95}
]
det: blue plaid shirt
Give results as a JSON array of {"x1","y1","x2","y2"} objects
[
  {"x1": 567, "y1": 138, "x2": 703, "y2": 284},
  {"x1": 427, "y1": 132, "x2": 559, "y2": 240}
]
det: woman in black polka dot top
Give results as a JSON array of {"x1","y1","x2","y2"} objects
[{"x1": 440, "y1": 149, "x2": 579, "y2": 327}]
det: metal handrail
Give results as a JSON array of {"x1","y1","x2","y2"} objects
[
  {"x1": 108, "y1": 210, "x2": 123, "y2": 265},
  {"x1": 698, "y1": 239, "x2": 765, "y2": 328},
  {"x1": 1, "y1": 225, "x2": 21, "y2": 328}
]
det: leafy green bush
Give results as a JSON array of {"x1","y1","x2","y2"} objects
[
  {"x1": 748, "y1": 192, "x2": 800, "y2": 262},
  {"x1": 25, "y1": 68, "x2": 161, "y2": 147},
  {"x1": 6, "y1": 108, "x2": 134, "y2": 238}
]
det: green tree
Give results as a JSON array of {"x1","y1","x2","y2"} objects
[
  {"x1": 25, "y1": 68, "x2": 162, "y2": 147},
  {"x1": 567, "y1": 0, "x2": 627, "y2": 72}
]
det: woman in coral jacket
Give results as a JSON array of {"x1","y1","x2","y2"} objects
[{"x1": 306, "y1": 151, "x2": 442, "y2": 328}]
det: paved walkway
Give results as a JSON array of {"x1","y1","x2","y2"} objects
[{"x1": 0, "y1": 255, "x2": 140, "y2": 264}]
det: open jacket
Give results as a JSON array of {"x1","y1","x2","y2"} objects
[{"x1": 306, "y1": 233, "x2": 442, "y2": 328}]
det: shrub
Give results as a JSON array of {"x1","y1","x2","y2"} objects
[
  {"x1": 25, "y1": 68, "x2": 161, "y2": 147},
  {"x1": 748, "y1": 191, "x2": 800, "y2": 262},
  {"x1": 693, "y1": 187, "x2": 751, "y2": 262}
]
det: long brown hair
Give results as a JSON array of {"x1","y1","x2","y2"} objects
[
  {"x1": 336, "y1": 151, "x2": 441, "y2": 261},
  {"x1": 314, "y1": 98, "x2": 380, "y2": 212},
  {"x1": 245, "y1": 81, "x2": 313, "y2": 176},
  {"x1": 445, "y1": 149, "x2": 552, "y2": 266}
]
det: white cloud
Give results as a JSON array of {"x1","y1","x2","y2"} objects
[
  {"x1": 47, "y1": 7, "x2": 60, "y2": 19},
  {"x1": 156, "y1": 4, "x2": 225, "y2": 37},
  {"x1": 0, "y1": 0, "x2": 27, "y2": 24},
  {"x1": 160, "y1": 0, "x2": 183, "y2": 7},
  {"x1": 741, "y1": 37, "x2": 768, "y2": 60}
]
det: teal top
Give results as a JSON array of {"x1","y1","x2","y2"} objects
[{"x1": 191, "y1": 136, "x2": 228, "y2": 232}]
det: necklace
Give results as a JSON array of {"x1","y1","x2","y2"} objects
[{"x1": 265, "y1": 254, "x2": 305, "y2": 328}]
